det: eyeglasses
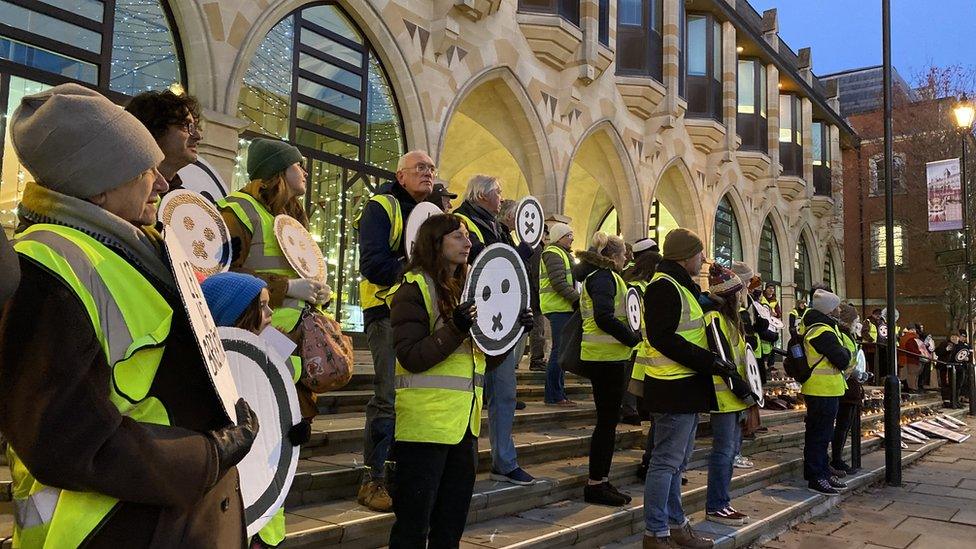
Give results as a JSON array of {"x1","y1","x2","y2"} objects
[
  {"x1": 407, "y1": 163, "x2": 437, "y2": 176},
  {"x1": 177, "y1": 121, "x2": 199, "y2": 135}
]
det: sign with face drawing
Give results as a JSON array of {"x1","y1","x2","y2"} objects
[
  {"x1": 157, "y1": 189, "x2": 232, "y2": 276},
  {"x1": 515, "y1": 196, "x2": 544, "y2": 248},
  {"x1": 274, "y1": 215, "x2": 327, "y2": 283},
  {"x1": 404, "y1": 202, "x2": 443, "y2": 260},
  {"x1": 463, "y1": 243, "x2": 530, "y2": 356},
  {"x1": 626, "y1": 287, "x2": 642, "y2": 332}
]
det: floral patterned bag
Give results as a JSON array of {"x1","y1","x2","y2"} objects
[{"x1": 298, "y1": 307, "x2": 354, "y2": 392}]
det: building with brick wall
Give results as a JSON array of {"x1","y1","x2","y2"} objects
[{"x1": 0, "y1": 0, "x2": 856, "y2": 332}]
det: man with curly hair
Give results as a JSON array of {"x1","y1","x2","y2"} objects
[{"x1": 126, "y1": 89, "x2": 202, "y2": 192}]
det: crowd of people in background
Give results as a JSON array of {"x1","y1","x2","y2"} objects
[{"x1": 0, "y1": 83, "x2": 972, "y2": 549}]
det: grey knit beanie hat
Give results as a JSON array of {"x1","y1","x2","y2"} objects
[{"x1": 10, "y1": 83, "x2": 163, "y2": 198}]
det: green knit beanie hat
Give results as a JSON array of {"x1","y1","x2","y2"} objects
[{"x1": 246, "y1": 138, "x2": 303, "y2": 181}]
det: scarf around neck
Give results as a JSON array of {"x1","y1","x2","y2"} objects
[{"x1": 17, "y1": 181, "x2": 177, "y2": 292}]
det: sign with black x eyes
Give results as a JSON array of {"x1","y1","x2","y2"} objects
[{"x1": 515, "y1": 196, "x2": 544, "y2": 248}]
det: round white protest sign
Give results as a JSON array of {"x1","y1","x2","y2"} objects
[
  {"x1": 175, "y1": 157, "x2": 230, "y2": 203},
  {"x1": 274, "y1": 215, "x2": 327, "y2": 283},
  {"x1": 878, "y1": 324, "x2": 888, "y2": 339},
  {"x1": 158, "y1": 189, "x2": 232, "y2": 276},
  {"x1": 218, "y1": 327, "x2": 300, "y2": 538},
  {"x1": 404, "y1": 202, "x2": 443, "y2": 260},
  {"x1": 515, "y1": 196, "x2": 544, "y2": 248},
  {"x1": 626, "y1": 287, "x2": 642, "y2": 332},
  {"x1": 956, "y1": 347, "x2": 971, "y2": 363},
  {"x1": 463, "y1": 243, "x2": 530, "y2": 356},
  {"x1": 744, "y1": 348, "x2": 764, "y2": 407}
]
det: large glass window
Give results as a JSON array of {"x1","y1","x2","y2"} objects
[
  {"x1": 713, "y1": 195, "x2": 742, "y2": 267},
  {"x1": 737, "y1": 58, "x2": 767, "y2": 152},
  {"x1": 794, "y1": 235, "x2": 811, "y2": 296},
  {"x1": 518, "y1": 0, "x2": 580, "y2": 26},
  {"x1": 823, "y1": 249, "x2": 838, "y2": 293},
  {"x1": 647, "y1": 199, "x2": 678, "y2": 244},
  {"x1": 616, "y1": 0, "x2": 663, "y2": 80},
  {"x1": 870, "y1": 153, "x2": 906, "y2": 196},
  {"x1": 759, "y1": 217, "x2": 781, "y2": 285},
  {"x1": 779, "y1": 93, "x2": 802, "y2": 176},
  {"x1": 685, "y1": 12, "x2": 721, "y2": 121},
  {"x1": 812, "y1": 121, "x2": 831, "y2": 196},
  {"x1": 871, "y1": 221, "x2": 905, "y2": 269},
  {"x1": 0, "y1": 1, "x2": 184, "y2": 234},
  {"x1": 235, "y1": 2, "x2": 406, "y2": 332}
]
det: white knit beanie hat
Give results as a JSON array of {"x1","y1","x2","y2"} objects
[
  {"x1": 549, "y1": 222, "x2": 572, "y2": 244},
  {"x1": 812, "y1": 289, "x2": 841, "y2": 314}
]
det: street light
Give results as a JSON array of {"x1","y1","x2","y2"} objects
[{"x1": 953, "y1": 93, "x2": 975, "y2": 415}]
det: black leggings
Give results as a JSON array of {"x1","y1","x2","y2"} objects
[
  {"x1": 831, "y1": 401, "x2": 857, "y2": 466},
  {"x1": 584, "y1": 361, "x2": 628, "y2": 481}
]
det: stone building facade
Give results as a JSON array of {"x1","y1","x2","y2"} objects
[{"x1": 0, "y1": 0, "x2": 854, "y2": 331}]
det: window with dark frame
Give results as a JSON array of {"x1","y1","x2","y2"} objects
[
  {"x1": 794, "y1": 235, "x2": 811, "y2": 296},
  {"x1": 713, "y1": 195, "x2": 742, "y2": 268},
  {"x1": 616, "y1": 0, "x2": 663, "y2": 81},
  {"x1": 737, "y1": 58, "x2": 767, "y2": 152},
  {"x1": 598, "y1": 0, "x2": 609, "y2": 46},
  {"x1": 685, "y1": 12, "x2": 721, "y2": 121},
  {"x1": 779, "y1": 93, "x2": 803, "y2": 176},
  {"x1": 870, "y1": 153, "x2": 906, "y2": 196},
  {"x1": 517, "y1": 0, "x2": 581, "y2": 26},
  {"x1": 812, "y1": 121, "x2": 831, "y2": 196},
  {"x1": 759, "y1": 217, "x2": 781, "y2": 285},
  {"x1": 870, "y1": 220, "x2": 905, "y2": 269}
]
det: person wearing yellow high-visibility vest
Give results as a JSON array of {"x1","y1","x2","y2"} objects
[
  {"x1": 0, "y1": 83, "x2": 258, "y2": 547},
  {"x1": 539, "y1": 222, "x2": 580, "y2": 407},
  {"x1": 351, "y1": 150, "x2": 434, "y2": 510},
  {"x1": 789, "y1": 299, "x2": 809, "y2": 335},
  {"x1": 829, "y1": 303, "x2": 864, "y2": 477},
  {"x1": 386, "y1": 213, "x2": 532, "y2": 547},
  {"x1": 731, "y1": 261, "x2": 765, "y2": 469},
  {"x1": 702, "y1": 264, "x2": 756, "y2": 527},
  {"x1": 801, "y1": 289, "x2": 852, "y2": 496},
  {"x1": 574, "y1": 232, "x2": 642, "y2": 507},
  {"x1": 621, "y1": 237, "x2": 660, "y2": 428},
  {"x1": 759, "y1": 283, "x2": 781, "y2": 381},
  {"x1": 641, "y1": 228, "x2": 731, "y2": 549}
]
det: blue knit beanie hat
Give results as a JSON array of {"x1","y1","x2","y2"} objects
[{"x1": 201, "y1": 272, "x2": 267, "y2": 327}]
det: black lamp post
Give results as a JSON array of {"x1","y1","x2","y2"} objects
[{"x1": 952, "y1": 93, "x2": 975, "y2": 414}]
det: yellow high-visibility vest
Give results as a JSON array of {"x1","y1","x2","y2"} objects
[
  {"x1": 704, "y1": 311, "x2": 749, "y2": 413},
  {"x1": 640, "y1": 272, "x2": 708, "y2": 380},
  {"x1": 351, "y1": 194, "x2": 404, "y2": 311},
  {"x1": 801, "y1": 322, "x2": 848, "y2": 397},
  {"x1": 580, "y1": 270, "x2": 632, "y2": 361},
  {"x1": 539, "y1": 245, "x2": 575, "y2": 314}
]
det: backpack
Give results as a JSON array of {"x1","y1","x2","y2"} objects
[
  {"x1": 557, "y1": 310, "x2": 587, "y2": 378},
  {"x1": 298, "y1": 307, "x2": 354, "y2": 392},
  {"x1": 782, "y1": 324, "x2": 826, "y2": 384}
]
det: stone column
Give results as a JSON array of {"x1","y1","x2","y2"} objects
[
  {"x1": 722, "y1": 20, "x2": 737, "y2": 154},
  {"x1": 801, "y1": 97, "x2": 814, "y2": 187},
  {"x1": 662, "y1": 0, "x2": 682, "y2": 122},
  {"x1": 766, "y1": 64, "x2": 780, "y2": 180},
  {"x1": 199, "y1": 109, "x2": 249, "y2": 188}
]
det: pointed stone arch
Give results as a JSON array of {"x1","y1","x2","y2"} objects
[
  {"x1": 712, "y1": 187, "x2": 755, "y2": 268},
  {"x1": 793, "y1": 224, "x2": 819, "y2": 299},
  {"x1": 757, "y1": 207, "x2": 790, "y2": 286},
  {"x1": 649, "y1": 156, "x2": 706, "y2": 242},
  {"x1": 437, "y1": 66, "x2": 556, "y2": 210},
  {"x1": 561, "y1": 120, "x2": 642, "y2": 242}
]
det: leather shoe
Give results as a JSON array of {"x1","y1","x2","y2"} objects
[{"x1": 669, "y1": 522, "x2": 713, "y2": 548}]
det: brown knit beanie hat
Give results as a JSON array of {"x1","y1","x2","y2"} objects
[
  {"x1": 10, "y1": 83, "x2": 163, "y2": 198},
  {"x1": 663, "y1": 228, "x2": 704, "y2": 261}
]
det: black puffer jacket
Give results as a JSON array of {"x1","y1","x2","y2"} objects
[
  {"x1": 641, "y1": 259, "x2": 719, "y2": 413},
  {"x1": 803, "y1": 309, "x2": 851, "y2": 371},
  {"x1": 572, "y1": 250, "x2": 641, "y2": 349}
]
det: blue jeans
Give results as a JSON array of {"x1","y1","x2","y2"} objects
[
  {"x1": 544, "y1": 312, "x2": 571, "y2": 403},
  {"x1": 644, "y1": 413, "x2": 698, "y2": 537},
  {"x1": 803, "y1": 395, "x2": 840, "y2": 481},
  {"x1": 706, "y1": 411, "x2": 742, "y2": 512},
  {"x1": 364, "y1": 317, "x2": 396, "y2": 480},
  {"x1": 485, "y1": 337, "x2": 523, "y2": 473}
]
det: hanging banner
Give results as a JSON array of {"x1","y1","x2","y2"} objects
[{"x1": 926, "y1": 158, "x2": 962, "y2": 232}]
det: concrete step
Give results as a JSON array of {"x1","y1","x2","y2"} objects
[{"x1": 277, "y1": 400, "x2": 952, "y2": 547}]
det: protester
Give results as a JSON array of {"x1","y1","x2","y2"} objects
[
  {"x1": 0, "y1": 83, "x2": 257, "y2": 546},
  {"x1": 759, "y1": 282, "x2": 781, "y2": 378},
  {"x1": 574, "y1": 232, "x2": 642, "y2": 506},
  {"x1": 125, "y1": 89, "x2": 202, "y2": 193},
  {"x1": 426, "y1": 181, "x2": 457, "y2": 212},
  {"x1": 351, "y1": 150, "x2": 435, "y2": 509},
  {"x1": 801, "y1": 289, "x2": 851, "y2": 495},
  {"x1": 527, "y1": 224, "x2": 549, "y2": 373},
  {"x1": 386, "y1": 213, "x2": 532, "y2": 547},
  {"x1": 622, "y1": 237, "x2": 661, "y2": 426},
  {"x1": 789, "y1": 296, "x2": 809, "y2": 335},
  {"x1": 540, "y1": 222, "x2": 580, "y2": 407},
  {"x1": 729, "y1": 261, "x2": 763, "y2": 467},
  {"x1": 201, "y1": 272, "x2": 314, "y2": 548},
  {"x1": 641, "y1": 227, "x2": 728, "y2": 549},
  {"x1": 455, "y1": 175, "x2": 536, "y2": 484},
  {"x1": 702, "y1": 264, "x2": 754, "y2": 526},
  {"x1": 830, "y1": 303, "x2": 863, "y2": 476},
  {"x1": 897, "y1": 325, "x2": 928, "y2": 393},
  {"x1": 936, "y1": 332, "x2": 968, "y2": 405}
]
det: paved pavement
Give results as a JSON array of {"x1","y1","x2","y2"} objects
[{"x1": 763, "y1": 416, "x2": 976, "y2": 549}]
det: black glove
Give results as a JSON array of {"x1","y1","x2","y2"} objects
[
  {"x1": 452, "y1": 300, "x2": 476, "y2": 332},
  {"x1": 711, "y1": 356, "x2": 737, "y2": 377},
  {"x1": 208, "y1": 398, "x2": 260, "y2": 472},
  {"x1": 728, "y1": 373, "x2": 754, "y2": 401},
  {"x1": 518, "y1": 308, "x2": 534, "y2": 331},
  {"x1": 288, "y1": 418, "x2": 312, "y2": 446}
]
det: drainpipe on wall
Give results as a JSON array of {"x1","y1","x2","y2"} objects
[{"x1": 857, "y1": 145, "x2": 867, "y2": 317}]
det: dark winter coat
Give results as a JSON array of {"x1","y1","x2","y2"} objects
[
  {"x1": 573, "y1": 250, "x2": 641, "y2": 350},
  {"x1": 804, "y1": 309, "x2": 852, "y2": 372},
  {"x1": 356, "y1": 181, "x2": 420, "y2": 325},
  {"x1": 0, "y1": 229, "x2": 18, "y2": 307},
  {"x1": 0, "y1": 240, "x2": 245, "y2": 548},
  {"x1": 641, "y1": 259, "x2": 719, "y2": 413},
  {"x1": 454, "y1": 200, "x2": 532, "y2": 263},
  {"x1": 542, "y1": 244, "x2": 580, "y2": 306}
]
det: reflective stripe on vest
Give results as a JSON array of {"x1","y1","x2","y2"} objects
[
  {"x1": 704, "y1": 311, "x2": 749, "y2": 413},
  {"x1": 353, "y1": 194, "x2": 403, "y2": 311},
  {"x1": 539, "y1": 245, "x2": 574, "y2": 314},
  {"x1": 218, "y1": 192, "x2": 306, "y2": 332},
  {"x1": 580, "y1": 270, "x2": 632, "y2": 361},
  {"x1": 455, "y1": 213, "x2": 484, "y2": 244},
  {"x1": 11, "y1": 224, "x2": 173, "y2": 548},
  {"x1": 801, "y1": 323, "x2": 848, "y2": 397},
  {"x1": 392, "y1": 271, "x2": 486, "y2": 444},
  {"x1": 643, "y1": 272, "x2": 708, "y2": 380}
]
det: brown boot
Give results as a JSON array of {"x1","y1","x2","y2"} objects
[
  {"x1": 669, "y1": 522, "x2": 713, "y2": 549},
  {"x1": 357, "y1": 480, "x2": 393, "y2": 512},
  {"x1": 643, "y1": 534, "x2": 678, "y2": 548}
]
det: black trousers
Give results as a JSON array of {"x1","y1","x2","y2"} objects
[
  {"x1": 389, "y1": 431, "x2": 478, "y2": 549},
  {"x1": 831, "y1": 401, "x2": 857, "y2": 466},
  {"x1": 584, "y1": 360, "x2": 627, "y2": 480}
]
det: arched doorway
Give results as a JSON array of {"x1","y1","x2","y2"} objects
[
  {"x1": 759, "y1": 216, "x2": 782, "y2": 286},
  {"x1": 652, "y1": 159, "x2": 703, "y2": 242},
  {"x1": 0, "y1": 0, "x2": 186, "y2": 232},
  {"x1": 234, "y1": 2, "x2": 406, "y2": 331},
  {"x1": 713, "y1": 195, "x2": 743, "y2": 267}
]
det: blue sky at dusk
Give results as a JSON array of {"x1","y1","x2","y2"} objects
[{"x1": 748, "y1": 0, "x2": 975, "y2": 83}]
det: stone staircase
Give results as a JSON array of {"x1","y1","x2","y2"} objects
[{"x1": 0, "y1": 349, "x2": 968, "y2": 549}]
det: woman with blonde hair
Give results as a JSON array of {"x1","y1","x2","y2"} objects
[{"x1": 573, "y1": 231, "x2": 642, "y2": 506}]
